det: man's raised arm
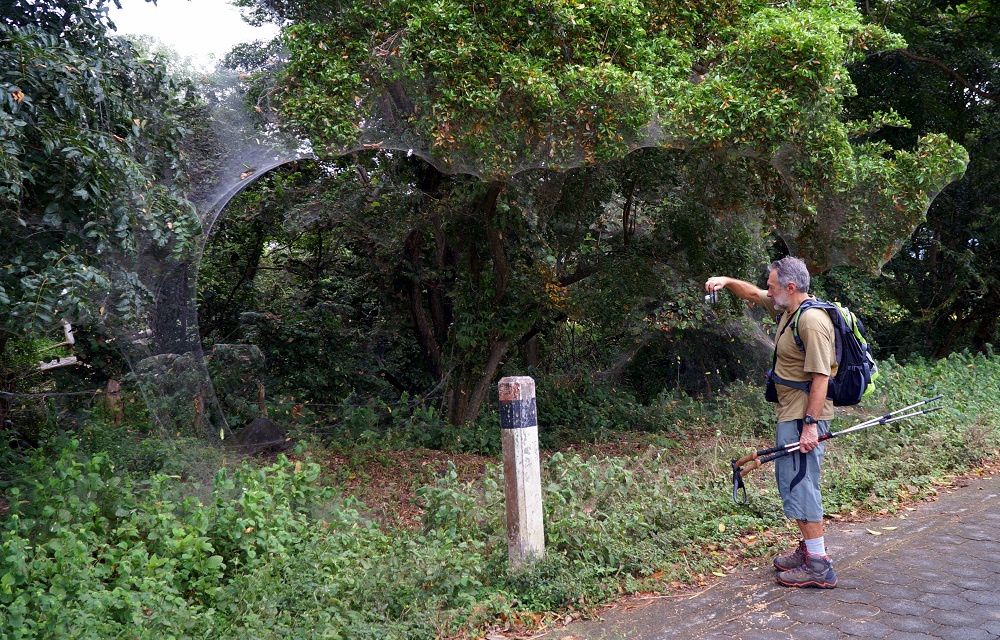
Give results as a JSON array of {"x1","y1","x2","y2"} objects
[{"x1": 705, "y1": 276, "x2": 766, "y2": 304}]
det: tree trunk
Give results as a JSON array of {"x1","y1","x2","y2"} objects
[
  {"x1": 428, "y1": 213, "x2": 453, "y2": 345},
  {"x1": 524, "y1": 334, "x2": 541, "y2": 368},
  {"x1": 403, "y1": 228, "x2": 444, "y2": 379},
  {"x1": 463, "y1": 336, "x2": 513, "y2": 423},
  {"x1": 934, "y1": 311, "x2": 968, "y2": 359},
  {"x1": 442, "y1": 182, "x2": 512, "y2": 425},
  {"x1": 447, "y1": 336, "x2": 513, "y2": 425},
  {"x1": 152, "y1": 262, "x2": 194, "y2": 354},
  {"x1": 972, "y1": 311, "x2": 998, "y2": 354},
  {"x1": 622, "y1": 177, "x2": 637, "y2": 246}
]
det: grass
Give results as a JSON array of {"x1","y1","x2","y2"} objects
[{"x1": 1, "y1": 351, "x2": 998, "y2": 639}]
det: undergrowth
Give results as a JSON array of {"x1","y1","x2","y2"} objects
[{"x1": 1, "y1": 351, "x2": 997, "y2": 638}]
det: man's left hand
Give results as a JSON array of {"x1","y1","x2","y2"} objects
[{"x1": 799, "y1": 424, "x2": 819, "y2": 453}]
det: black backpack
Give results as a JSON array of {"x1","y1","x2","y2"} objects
[{"x1": 766, "y1": 299, "x2": 878, "y2": 406}]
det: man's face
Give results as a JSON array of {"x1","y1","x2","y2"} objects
[{"x1": 767, "y1": 269, "x2": 791, "y2": 312}]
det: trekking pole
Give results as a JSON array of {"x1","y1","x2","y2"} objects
[{"x1": 731, "y1": 395, "x2": 943, "y2": 505}]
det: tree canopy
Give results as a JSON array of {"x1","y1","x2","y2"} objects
[{"x1": 240, "y1": 0, "x2": 967, "y2": 272}]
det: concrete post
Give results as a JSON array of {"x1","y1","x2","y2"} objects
[{"x1": 499, "y1": 376, "x2": 545, "y2": 567}]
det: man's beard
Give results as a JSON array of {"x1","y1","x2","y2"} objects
[{"x1": 773, "y1": 291, "x2": 790, "y2": 312}]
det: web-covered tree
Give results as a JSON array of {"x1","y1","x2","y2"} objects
[
  {"x1": 229, "y1": 0, "x2": 969, "y2": 423},
  {"x1": 239, "y1": 0, "x2": 968, "y2": 266}
]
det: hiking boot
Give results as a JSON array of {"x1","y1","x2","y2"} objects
[
  {"x1": 773, "y1": 540, "x2": 807, "y2": 571},
  {"x1": 776, "y1": 553, "x2": 837, "y2": 589}
]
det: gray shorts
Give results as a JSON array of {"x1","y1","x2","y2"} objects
[{"x1": 774, "y1": 419, "x2": 830, "y2": 522}]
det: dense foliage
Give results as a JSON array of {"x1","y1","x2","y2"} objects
[
  {"x1": 197, "y1": 148, "x2": 780, "y2": 426},
  {"x1": 844, "y1": 0, "x2": 1000, "y2": 357}
]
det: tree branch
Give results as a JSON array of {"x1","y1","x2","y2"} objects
[
  {"x1": 558, "y1": 263, "x2": 601, "y2": 287},
  {"x1": 897, "y1": 49, "x2": 999, "y2": 103},
  {"x1": 462, "y1": 336, "x2": 513, "y2": 424}
]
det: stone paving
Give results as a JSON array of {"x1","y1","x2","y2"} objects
[{"x1": 537, "y1": 471, "x2": 1000, "y2": 640}]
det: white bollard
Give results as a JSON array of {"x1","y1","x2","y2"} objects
[{"x1": 499, "y1": 376, "x2": 545, "y2": 568}]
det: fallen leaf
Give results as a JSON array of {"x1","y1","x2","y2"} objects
[
  {"x1": 882, "y1": 526, "x2": 897, "y2": 530},
  {"x1": 866, "y1": 529, "x2": 882, "y2": 536},
  {"x1": 712, "y1": 571, "x2": 726, "y2": 577}
]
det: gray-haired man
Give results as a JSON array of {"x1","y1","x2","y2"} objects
[{"x1": 705, "y1": 256, "x2": 838, "y2": 588}]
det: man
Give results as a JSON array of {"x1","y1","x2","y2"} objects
[{"x1": 705, "y1": 256, "x2": 838, "y2": 588}]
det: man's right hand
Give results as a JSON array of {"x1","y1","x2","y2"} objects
[
  {"x1": 705, "y1": 276, "x2": 730, "y2": 293},
  {"x1": 704, "y1": 276, "x2": 766, "y2": 304}
]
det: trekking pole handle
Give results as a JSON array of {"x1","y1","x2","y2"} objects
[{"x1": 734, "y1": 440, "x2": 797, "y2": 466}]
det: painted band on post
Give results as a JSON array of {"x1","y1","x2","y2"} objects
[{"x1": 499, "y1": 377, "x2": 537, "y2": 430}]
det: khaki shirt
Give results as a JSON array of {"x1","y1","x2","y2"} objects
[{"x1": 757, "y1": 291, "x2": 837, "y2": 422}]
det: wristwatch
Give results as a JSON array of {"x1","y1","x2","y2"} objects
[{"x1": 803, "y1": 414, "x2": 817, "y2": 425}]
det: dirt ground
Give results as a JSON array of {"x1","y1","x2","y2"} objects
[
  {"x1": 307, "y1": 447, "x2": 495, "y2": 528},
  {"x1": 303, "y1": 432, "x2": 700, "y2": 530}
]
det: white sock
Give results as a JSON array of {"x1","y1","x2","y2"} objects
[{"x1": 804, "y1": 537, "x2": 826, "y2": 556}]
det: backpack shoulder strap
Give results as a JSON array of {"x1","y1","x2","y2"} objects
[
  {"x1": 794, "y1": 298, "x2": 845, "y2": 363},
  {"x1": 789, "y1": 300, "x2": 817, "y2": 352},
  {"x1": 791, "y1": 299, "x2": 837, "y2": 352}
]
